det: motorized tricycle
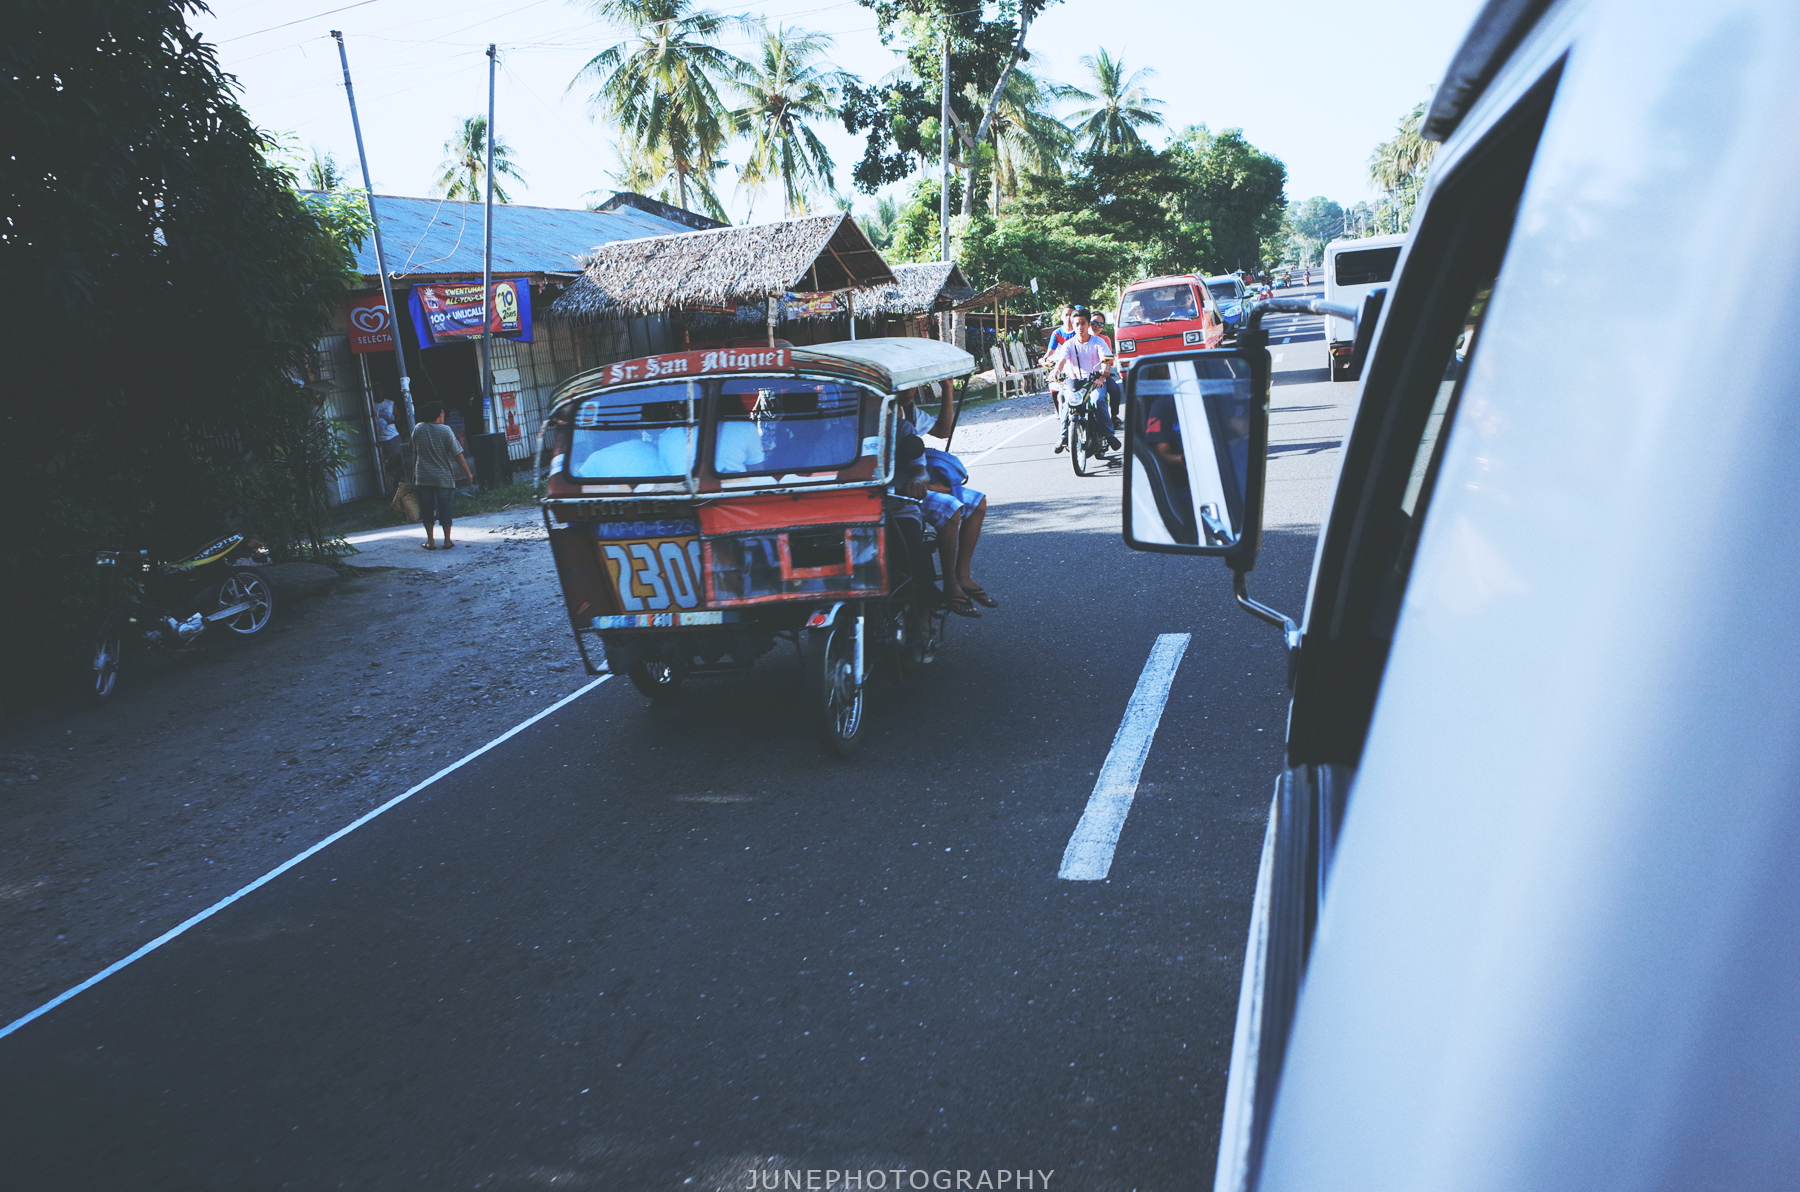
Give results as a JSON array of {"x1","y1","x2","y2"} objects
[{"x1": 538, "y1": 337, "x2": 976, "y2": 756}]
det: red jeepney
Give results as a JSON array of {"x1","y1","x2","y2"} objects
[{"x1": 1111, "y1": 274, "x2": 1228, "y2": 371}]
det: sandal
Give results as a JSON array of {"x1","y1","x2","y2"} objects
[
  {"x1": 421, "y1": 542, "x2": 436, "y2": 550},
  {"x1": 962, "y1": 582, "x2": 998, "y2": 609},
  {"x1": 944, "y1": 593, "x2": 982, "y2": 618}
]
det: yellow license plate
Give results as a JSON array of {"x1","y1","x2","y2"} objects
[{"x1": 599, "y1": 536, "x2": 705, "y2": 612}]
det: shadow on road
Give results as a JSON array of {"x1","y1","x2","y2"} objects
[
  {"x1": 1273, "y1": 368, "x2": 1332, "y2": 387},
  {"x1": 1270, "y1": 438, "x2": 1343, "y2": 457}
]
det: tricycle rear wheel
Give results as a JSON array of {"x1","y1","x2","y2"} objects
[
  {"x1": 628, "y1": 659, "x2": 684, "y2": 700},
  {"x1": 803, "y1": 614, "x2": 865, "y2": 757}
]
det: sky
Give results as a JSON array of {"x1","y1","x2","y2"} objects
[{"x1": 195, "y1": 0, "x2": 1486, "y2": 225}]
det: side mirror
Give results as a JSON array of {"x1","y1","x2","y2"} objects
[
  {"x1": 1341, "y1": 287, "x2": 1387, "y2": 382},
  {"x1": 1121, "y1": 347, "x2": 1270, "y2": 566}
]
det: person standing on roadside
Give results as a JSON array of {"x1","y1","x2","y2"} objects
[
  {"x1": 375, "y1": 396, "x2": 403, "y2": 491},
  {"x1": 412, "y1": 401, "x2": 473, "y2": 550}
]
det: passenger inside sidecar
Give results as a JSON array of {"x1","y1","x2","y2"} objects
[
  {"x1": 715, "y1": 379, "x2": 862, "y2": 478},
  {"x1": 571, "y1": 388, "x2": 696, "y2": 480}
]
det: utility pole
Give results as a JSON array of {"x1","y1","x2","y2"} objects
[
  {"x1": 940, "y1": 27, "x2": 951, "y2": 264},
  {"x1": 331, "y1": 31, "x2": 413, "y2": 429},
  {"x1": 480, "y1": 43, "x2": 497, "y2": 437}
]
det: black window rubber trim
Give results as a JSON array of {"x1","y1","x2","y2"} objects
[{"x1": 1424, "y1": 0, "x2": 1557, "y2": 142}]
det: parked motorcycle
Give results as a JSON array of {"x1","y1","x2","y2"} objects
[{"x1": 89, "y1": 534, "x2": 276, "y2": 702}]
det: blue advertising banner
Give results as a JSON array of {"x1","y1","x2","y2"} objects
[{"x1": 407, "y1": 278, "x2": 534, "y2": 348}]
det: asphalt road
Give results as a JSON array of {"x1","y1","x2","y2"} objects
[{"x1": 0, "y1": 299, "x2": 1351, "y2": 1191}]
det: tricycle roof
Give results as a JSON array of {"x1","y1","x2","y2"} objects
[{"x1": 549, "y1": 336, "x2": 975, "y2": 412}]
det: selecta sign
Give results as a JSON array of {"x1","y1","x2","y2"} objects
[
  {"x1": 407, "y1": 278, "x2": 535, "y2": 348},
  {"x1": 346, "y1": 295, "x2": 396, "y2": 354}
]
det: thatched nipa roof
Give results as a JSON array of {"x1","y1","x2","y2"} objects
[
  {"x1": 953, "y1": 279, "x2": 1029, "y2": 311},
  {"x1": 550, "y1": 212, "x2": 895, "y2": 322},
  {"x1": 850, "y1": 261, "x2": 977, "y2": 317}
]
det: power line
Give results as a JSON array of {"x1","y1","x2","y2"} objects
[{"x1": 220, "y1": 0, "x2": 386, "y2": 42}]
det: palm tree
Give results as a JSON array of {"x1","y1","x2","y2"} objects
[
  {"x1": 1065, "y1": 49, "x2": 1165, "y2": 155},
  {"x1": 306, "y1": 147, "x2": 344, "y2": 190},
  {"x1": 1369, "y1": 101, "x2": 1436, "y2": 230},
  {"x1": 572, "y1": 0, "x2": 747, "y2": 219},
  {"x1": 732, "y1": 21, "x2": 848, "y2": 219},
  {"x1": 434, "y1": 115, "x2": 525, "y2": 203},
  {"x1": 856, "y1": 194, "x2": 900, "y2": 249},
  {"x1": 605, "y1": 135, "x2": 730, "y2": 218},
  {"x1": 978, "y1": 67, "x2": 1077, "y2": 212}
]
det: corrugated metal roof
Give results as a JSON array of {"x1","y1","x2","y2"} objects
[{"x1": 311, "y1": 192, "x2": 697, "y2": 281}]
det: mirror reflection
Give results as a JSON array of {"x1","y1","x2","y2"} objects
[{"x1": 1128, "y1": 356, "x2": 1255, "y2": 547}]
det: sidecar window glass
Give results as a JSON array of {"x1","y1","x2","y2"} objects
[
  {"x1": 715, "y1": 380, "x2": 863, "y2": 476},
  {"x1": 568, "y1": 383, "x2": 699, "y2": 480}
]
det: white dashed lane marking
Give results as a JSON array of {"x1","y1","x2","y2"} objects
[{"x1": 1058, "y1": 634, "x2": 1191, "y2": 881}]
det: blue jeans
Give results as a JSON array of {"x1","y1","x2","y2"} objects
[{"x1": 1059, "y1": 384, "x2": 1114, "y2": 438}]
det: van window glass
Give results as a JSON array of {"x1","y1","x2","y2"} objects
[
  {"x1": 1401, "y1": 285, "x2": 1491, "y2": 517},
  {"x1": 1120, "y1": 285, "x2": 1199, "y2": 326},
  {"x1": 1334, "y1": 246, "x2": 1401, "y2": 286},
  {"x1": 716, "y1": 379, "x2": 863, "y2": 476},
  {"x1": 1207, "y1": 282, "x2": 1238, "y2": 301},
  {"x1": 569, "y1": 383, "x2": 698, "y2": 480}
]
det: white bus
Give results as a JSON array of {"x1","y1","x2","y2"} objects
[{"x1": 1322, "y1": 232, "x2": 1407, "y2": 380}]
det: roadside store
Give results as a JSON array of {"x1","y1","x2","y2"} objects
[{"x1": 309, "y1": 192, "x2": 715, "y2": 504}]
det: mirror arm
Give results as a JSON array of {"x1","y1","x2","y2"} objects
[
  {"x1": 1238, "y1": 297, "x2": 1359, "y2": 350},
  {"x1": 1233, "y1": 568, "x2": 1302, "y2": 683}
]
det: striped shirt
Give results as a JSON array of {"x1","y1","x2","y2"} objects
[{"x1": 412, "y1": 422, "x2": 464, "y2": 488}]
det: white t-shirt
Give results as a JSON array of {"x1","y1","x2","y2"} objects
[
  {"x1": 375, "y1": 400, "x2": 400, "y2": 441},
  {"x1": 1051, "y1": 334, "x2": 1111, "y2": 377},
  {"x1": 714, "y1": 420, "x2": 767, "y2": 473}
]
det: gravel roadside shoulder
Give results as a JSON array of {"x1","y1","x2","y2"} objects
[{"x1": 0, "y1": 515, "x2": 590, "y2": 1027}]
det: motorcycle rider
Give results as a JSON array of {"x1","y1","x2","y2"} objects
[{"x1": 1048, "y1": 306, "x2": 1120, "y2": 453}]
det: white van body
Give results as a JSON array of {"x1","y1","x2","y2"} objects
[
  {"x1": 1321, "y1": 232, "x2": 1406, "y2": 365},
  {"x1": 1188, "y1": 0, "x2": 1800, "y2": 1188}
]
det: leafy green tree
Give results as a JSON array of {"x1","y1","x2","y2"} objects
[
  {"x1": 1290, "y1": 195, "x2": 1346, "y2": 242},
  {"x1": 1167, "y1": 125, "x2": 1289, "y2": 272},
  {"x1": 955, "y1": 208, "x2": 1132, "y2": 308},
  {"x1": 841, "y1": 0, "x2": 1062, "y2": 215},
  {"x1": 572, "y1": 0, "x2": 747, "y2": 219},
  {"x1": 3, "y1": 0, "x2": 360, "y2": 702},
  {"x1": 434, "y1": 115, "x2": 526, "y2": 203},
  {"x1": 889, "y1": 175, "x2": 964, "y2": 262},
  {"x1": 1065, "y1": 49, "x2": 1164, "y2": 155},
  {"x1": 732, "y1": 22, "x2": 849, "y2": 217},
  {"x1": 1287, "y1": 194, "x2": 1346, "y2": 263}
]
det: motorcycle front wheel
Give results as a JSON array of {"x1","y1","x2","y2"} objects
[
  {"x1": 89, "y1": 612, "x2": 126, "y2": 703},
  {"x1": 215, "y1": 568, "x2": 276, "y2": 636},
  {"x1": 1069, "y1": 415, "x2": 1090, "y2": 476}
]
